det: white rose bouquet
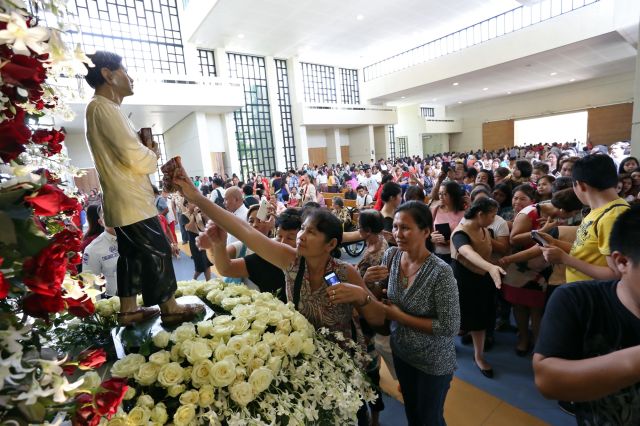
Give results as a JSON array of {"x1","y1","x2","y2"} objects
[{"x1": 103, "y1": 279, "x2": 375, "y2": 425}]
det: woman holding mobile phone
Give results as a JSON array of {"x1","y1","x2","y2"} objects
[
  {"x1": 364, "y1": 201, "x2": 460, "y2": 426},
  {"x1": 430, "y1": 181, "x2": 466, "y2": 263},
  {"x1": 172, "y1": 168, "x2": 384, "y2": 339}
]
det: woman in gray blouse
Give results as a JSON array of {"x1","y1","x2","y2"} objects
[{"x1": 366, "y1": 201, "x2": 460, "y2": 426}]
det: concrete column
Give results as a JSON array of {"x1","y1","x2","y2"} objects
[
  {"x1": 326, "y1": 128, "x2": 342, "y2": 165},
  {"x1": 631, "y1": 20, "x2": 640, "y2": 155},
  {"x1": 265, "y1": 56, "x2": 287, "y2": 172},
  {"x1": 288, "y1": 57, "x2": 308, "y2": 166},
  {"x1": 194, "y1": 112, "x2": 213, "y2": 177}
]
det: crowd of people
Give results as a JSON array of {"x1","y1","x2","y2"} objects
[{"x1": 79, "y1": 51, "x2": 639, "y2": 426}]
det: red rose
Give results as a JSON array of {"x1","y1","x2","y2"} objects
[
  {"x1": 0, "y1": 257, "x2": 8, "y2": 299},
  {"x1": 77, "y1": 348, "x2": 107, "y2": 370},
  {"x1": 0, "y1": 109, "x2": 31, "y2": 162},
  {"x1": 25, "y1": 184, "x2": 81, "y2": 216},
  {"x1": 72, "y1": 393, "x2": 101, "y2": 426},
  {"x1": 31, "y1": 128, "x2": 65, "y2": 156},
  {"x1": 23, "y1": 243, "x2": 67, "y2": 296},
  {"x1": 0, "y1": 55, "x2": 47, "y2": 89},
  {"x1": 94, "y1": 378, "x2": 128, "y2": 417},
  {"x1": 22, "y1": 291, "x2": 65, "y2": 318},
  {"x1": 66, "y1": 295, "x2": 95, "y2": 318}
]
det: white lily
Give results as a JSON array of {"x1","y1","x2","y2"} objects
[
  {"x1": 14, "y1": 378, "x2": 55, "y2": 405},
  {"x1": 51, "y1": 375, "x2": 84, "y2": 403},
  {"x1": 0, "y1": 12, "x2": 49, "y2": 55},
  {"x1": 0, "y1": 352, "x2": 34, "y2": 391},
  {"x1": 0, "y1": 324, "x2": 30, "y2": 353}
]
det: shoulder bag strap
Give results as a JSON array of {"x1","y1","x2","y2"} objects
[
  {"x1": 293, "y1": 257, "x2": 306, "y2": 309},
  {"x1": 593, "y1": 203, "x2": 629, "y2": 238}
]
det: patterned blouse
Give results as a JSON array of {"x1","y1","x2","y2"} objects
[
  {"x1": 284, "y1": 256, "x2": 355, "y2": 339},
  {"x1": 384, "y1": 247, "x2": 460, "y2": 375},
  {"x1": 356, "y1": 235, "x2": 388, "y2": 281}
]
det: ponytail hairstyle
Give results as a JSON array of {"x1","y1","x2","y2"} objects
[{"x1": 463, "y1": 197, "x2": 499, "y2": 220}]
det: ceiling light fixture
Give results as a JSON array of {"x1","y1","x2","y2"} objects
[
  {"x1": 452, "y1": 82, "x2": 459, "y2": 86},
  {"x1": 356, "y1": 14, "x2": 364, "y2": 20},
  {"x1": 401, "y1": 96, "x2": 406, "y2": 99},
  {"x1": 432, "y1": 98, "x2": 437, "y2": 101},
  {"x1": 237, "y1": 33, "x2": 245, "y2": 39},
  {"x1": 550, "y1": 72, "x2": 557, "y2": 76},
  {"x1": 482, "y1": 87, "x2": 488, "y2": 91},
  {"x1": 569, "y1": 78, "x2": 575, "y2": 82},
  {"x1": 457, "y1": 101, "x2": 463, "y2": 104},
  {"x1": 507, "y1": 91, "x2": 512, "y2": 94}
]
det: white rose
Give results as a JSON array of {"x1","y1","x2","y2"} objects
[
  {"x1": 136, "y1": 394, "x2": 154, "y2": 408},
  {"x1": 171, "y1": 323, "x2": 196, "y2": 343},
  {"x1": 220, "y1": 297, "x2": 242, "y2": 310},
  {"x1": 127, "y1": 406, "x2": 151, "y2": 425},
  {"x1": 267, "y1": 356, "x2": 282, "y2": 375},
  {"x1": 275, "y1": 319, "x2": 292, "y2": 335},
  {"x1": 211, "y1": 315, "x2": 233, "y2": 326},
  {"x1": 285, "y1": 332, "x2": 304, "y2": 357},
  {"x1": 254, "y1": 342, "x2": 271, "y2": 360},
  {"x1": 173, "y1": 404, "x2": 196, "y2": 426},
  {"x1": 251, "y1": 319, "x2": 267, "y2": 333},
  {"x1": 111, "y1": 353, "x2": 145, "y2": 378},
  {"x1": 179, "y1": 389, "x2": 199, "y2": 405},
  {"x1": 197, "y1": 320, "x2": 214, "y2": 337},
  {"x1": 231, "y1": 304, "x2": 256, "y2": 320},
  {"x1": 148, "y1": 350, "x2": 171, "y2": 366},
  {"x1": 254, "y1": 310, "x2": 270, "y2": 324},
  {"x1": 150, "y1": 403, "x2": 168, "y2": 424},
  {"x1": 231, "y1": 317, "x2": 249, "y2": 334},
  {"x1": 235, "y1": 366, "x2": 247, "y2": 381},
  {"x1": 210, "y1": 359, "x2": 236, "y2": 387},
  {"x1": 214, "y1": 343, "x2": 233, "y2": 362},
  {"x1": 211, "y1": 323, "x2": 234, "y2": 339},
  {"x1": 302, "y1": 338, "x2": 315, "y2": 355},
  {"x1": 248, "y1": 367, "x2": 274, "y2": 394},
  {"x1": 134, "y1": 362, "x2": 160, "y2": 386},
  {"x1": 185, "y1": 339, "x2": 213, "y2": 364},
  {"x1": 266, "y1": 311, "x2": 283, "y2": 326},
  {"x1": 95, "y1": 299, "x2": 114, "y2": 317},
  {"x1": 237, "y1": 346, "x2": 255, "y2": 366},
  {"x1": 123, "y1": 387, "x2": 136, "y2": 401},
  {"x1": 243, "y1": 330, "x2": 261, "y2": 345},
  {"x1": 229, "y1": 381, "x2": 255, "y2": 406},
  {"x1": 80, "y1": 371, "x2": 101, "y2": 390},
  {"x1": 198, "y1": 385, "x2": 215, "y2": 407},
  {"x1": 291, "y1": 312, "x2": 309, "y2": 332},
  {"x1": 107, "y1": 416, "x2": 128, "y2": 426},
  {"x1": 273, "y1": 333, "x2": 288, "y2": 351},
  {"x1": 166, "y1": 384, "x2": 185, "y2": 397},
  {"x1": 226, "y1": 335, "x2": 245, "y2": 353},
  {"x1": 152, "y1": 330, "x2": 171, "y2": 348},
  {"x1": 157, "y1": 362, "x2": 184, "y2": 387},
  {"x1": 262, "y1": 332, "x2": 276, "y2": 346},
  {"x1": 182, "y1": 366, "x2": 193, "y2": 383},
  {"x1": 169, "y1": 344, "x2": 183, "y2": 363},
  {"x1": 248, "y1": 357, "x2": 265, "y2": 373},
  {"x1": 190, "y1": 359, "x2": 213, "y2": 387},
  {"x1": 109, "y1": 296, "x2": 121, "y2": 312}
]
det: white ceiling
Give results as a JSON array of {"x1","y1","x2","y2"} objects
[
  {"x1": 379, "y1": 32, "x2": 638, "y2": 107},
  {"x1": 190, "y1": 0, "x2": 522, "y2": 67}
]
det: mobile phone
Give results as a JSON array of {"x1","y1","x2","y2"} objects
[
  {"x1": 531, "y1": 230, "x2": 547, "y2": 247},
  {"x1": 435, "y1": 223, "x2": 452, "y2": 241},
  {"x1": 323, "y1": 271, "x2": 340, "y2": 286},
  {"x1": 442, "y1": 162, "x2": 450, "y2": 173},
  {"x1": 139, "y1": 127, "x2": 153, "y2": 148},
  {"x1": 256, "y1": 199, "x2": 269, "y2": 221}
]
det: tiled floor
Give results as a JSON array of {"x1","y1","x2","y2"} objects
[{"x1": 174, "y1": 244, "x2": 572, "y2": 426}]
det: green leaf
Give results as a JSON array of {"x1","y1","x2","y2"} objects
[
  {"x1": 17, "y1": 400, "x2": 46, "y2": 423},
  {"x1": 0, "y1": 212, "x2": 17, "y2": 245},
  {"x1": 14, "y1": 219, "x2": 50, "y2": 257},
  {"x1": 0, "y1": 187, "x2": 30, "y2": 208}
]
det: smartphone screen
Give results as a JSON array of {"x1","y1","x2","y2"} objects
[
  {"x1": 256, "y1": 200, "x2": 269, "y2": 221},
  {"x1": 531, "y1": 230, "x2": 547, "y2": 247},
  {"x1": 323, "y1": 272, "x2": 340, "y2": 286}
]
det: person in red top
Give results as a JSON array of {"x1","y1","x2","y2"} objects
[{"x1": 373, "y1": 174, "x2": 394, "y2": 211}]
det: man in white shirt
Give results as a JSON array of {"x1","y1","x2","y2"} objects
[
  {"x1": 223, "y1": 186, "x2": 248, "y2": 245},
  {"x1": 82, "y1": 208, "x2": 119, "y2": 296},
  {"x1": 209, "y1": 177, "x2": 226, "y2": 205},
  {"x1": 362, "y1": 167, "x2": 379, "y2": 195},
  {"x1": 84, "y1": 51, "x2": 203, "y2": 326},
  {"x1": 356, "y1": 185, "x2": 373, "y2": 209}
]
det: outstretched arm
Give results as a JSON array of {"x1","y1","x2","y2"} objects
[{"x1": 174, "y1": 170, "x2": 296, "y2": 270}]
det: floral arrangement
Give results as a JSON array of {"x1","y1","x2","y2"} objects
[
  {"x1": 91, "y1": 280, "x2": 375, "y2": 425},
  {"x1": 0, "y1": 0, "x2": 117, "y2": 424}
]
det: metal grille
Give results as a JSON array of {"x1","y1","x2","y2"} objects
[
  {"x1": 340, "y1": 68, "x2": 360, "y2": 104},
  {"x1": 301, "y1": 62, "x2": 336, "y2": 103},
  {"x1": 420, "y1": 107, "x2": 435, "y2": 117},
  {"x1": 274, "y1": 59, "x2": 297, "y2": 170},
  {"x1": 397, "y1": 136, "x2": 408, "y2": 158},
  {"x1": 197, "y1": 49, "x2": 217, "y2": 76},
  {"x1": 66, "y1": 0, "x2": 186, "y2": 74},
  {"x1": 388, "y1": 125, "x2": 396, "y2": 161},
  {"x1": 153, "y1": 133, "x2": 167, "y2": 187},
  {"x1": 227, "y1": 53, "x2": 276, "y2": 179}
]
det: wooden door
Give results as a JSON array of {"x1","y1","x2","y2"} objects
[{"x1": 308, "y1": 148, "x2": 328, "y2": 166}]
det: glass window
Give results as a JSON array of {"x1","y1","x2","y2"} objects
[
  {"x1": 340, "y1": 68, "x2": 360, "y2": 104},
  {"x1": 274, "y1": 59, "x2": 297, "y2": 170},
  {"x1": 388, "y1": 126, "x2": 396, "y2": 161},
  {"x1": 228, "y1": 53, "x2": 276, "y2": 179},
  {"x1": 301, "y1": 62, "x2": 337, "y2": 103},
  {"x1": 197, "y1": 49, "x2": 216, "y2": 76}
]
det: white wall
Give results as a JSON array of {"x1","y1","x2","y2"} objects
[
  {"x1": 65, "y1": 133, "x2": 94, "y2": 169},
  {"x1": 395, "y1": 105, "x2": 425, "y2": 156},
  {"x1": 164, "y1": 113, "x2": 206, "y2": 177},
  {"x1": 422, "y1": 134, "x2": 450, "y2": 155},
  {"x1": 448, "y1": 72, "x2": 635, "y2": 152},
  {"x1": 306, "y1": 129, "x2": 327, "y2": 148},
  {"x1": 373, "y1": 126, "x2": 387, "y2": 160},
  {"x1": 348, "y1": 126, "x2": 374, "y2": 164},
  {"x1": 205, "y1": 114, "x2": 226, "y2": 152}
]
